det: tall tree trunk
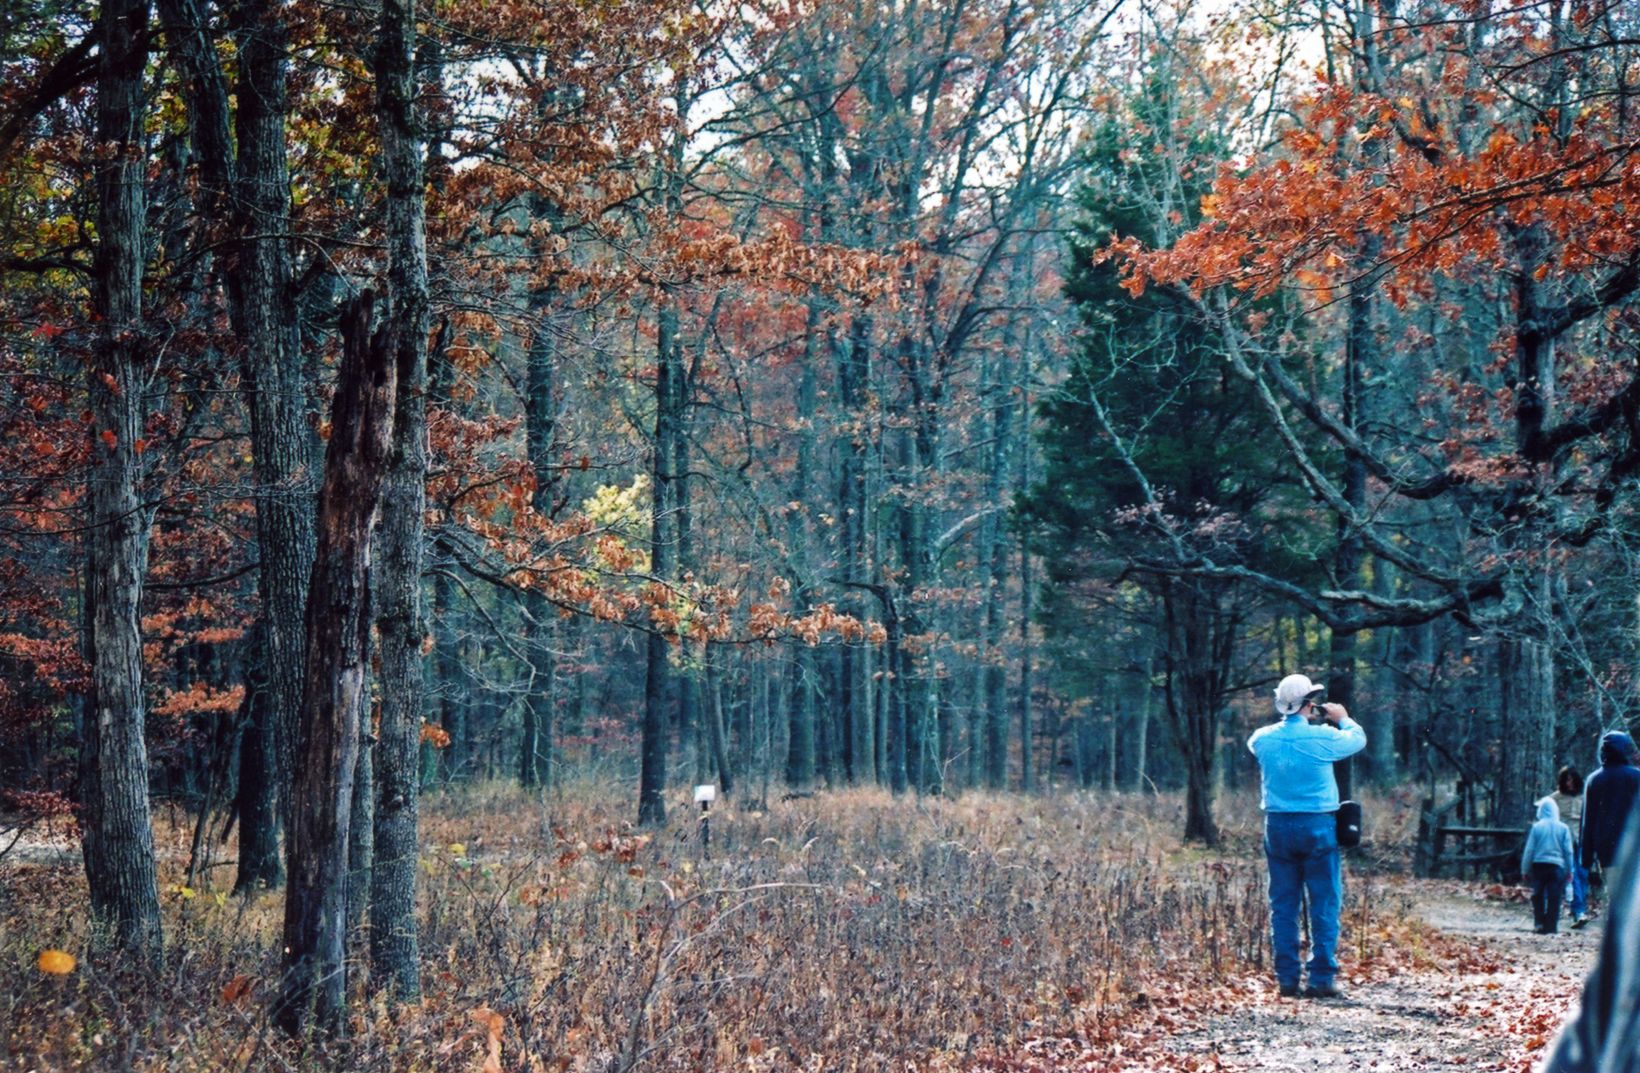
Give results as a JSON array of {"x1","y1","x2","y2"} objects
[
  {"x1": 520, "y1": 291, "x2": 559, "y2": 789},
  {"x1": 1497, "y1": 625, "x2": 1557, "y2": 826},
  {"x1": 235, "y1": 659, "x2": 281, "y2": 887},
  {"x1": 1328, "y1": 223, "x2": 1376, "y2": 805},
  {"x1": 276, "y1": 293, "x2": 398, "y2": 1038},
  {"x1": 1131, "y1": 653, "x2": 1152, "y2": 793},
  {"x1": 981, "y1": 388, "x2": 1014, "y2": 790},
  {"x1": 232, "y1": 0, "x2": 315, "y2": 881},
  {"x1": 1325, "y1": 0, "x2": 1390, "y2": 808},
  {"x1": 347, "y1": 722, "x2": 373, "y2": 937},
  {"x1": 786, "y1": 651, "x2": 816, "y2": 789},
  {"x1": 431, "y1": 566, "x2": 464, "y2": 781},
  {"x1": 1104, "y1": 676, "x2": 1119, "y2": 791},
  {"x1": 706, "y1": 650, "x2": 733, "y2": 795},
  {"x1": 159, "y1": 0, "x2": 315, "y2": 888},
  {"x1": 838, "y1": 313, "x2": 873, "y2": 783},
  {"x1": 1165, "y1": 580, "x2": 1231, "y2": 846},
  {"x1": 676, "y1": 388, "x2": 703, "y2": 784},
  {"x1": 639, "y1": 296, "x2": 680, "y2": 826},
  {"x1": 894, "y1": 426, "x2": 934, "y2": 793},
  {"x1": 81, "y1": 0, "x2": 162, "y2": 960},
  {"x1": 1018, "y1": 431, "x2": 1035, "y2": 794},
  {"x1": 887, "y1": 607, "x2": 909, "y2": 794},
  {"x1": 369, "y1": 0, "x2": 430, "y2": 1002}
]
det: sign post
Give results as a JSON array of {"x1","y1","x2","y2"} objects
[{"x1": 694, "y1": 784, "x2": 716, "y2": 854}]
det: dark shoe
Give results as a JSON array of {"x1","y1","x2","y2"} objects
[
  {"x1": 1303, "y1": 983, "x2": 1344, "y2": 999},
  {"x1": 1571, "y1": 915, "x2": 1589, "y2": 929},
  {"x1": 1278, "y1": 983, "x2": 1300, "y2": 998}
]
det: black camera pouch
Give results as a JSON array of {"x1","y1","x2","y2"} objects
[{"x1": 1336, "y1": 800, "x2": 1363, "y2": 848}]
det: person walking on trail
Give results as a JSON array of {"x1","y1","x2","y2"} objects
[
  {"x1": 1555, "y1": 765, "x2": 1590, "y2": 928},
  {"x1": 1247, "y1": 673, "x2": 1367, "y2": 1000},
  {"x1": 1521, "y1": 796, "x2": 1575, "y2": 934},
  {"x1": 1582, "y1": 731, "x2": 1640, "y2": 909}
]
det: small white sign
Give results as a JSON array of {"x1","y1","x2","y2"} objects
[{"x1": 693, "y1": 784, "x2": 717, "y2": 804}]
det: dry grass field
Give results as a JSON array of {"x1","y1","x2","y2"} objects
[{"x1": 1, "y1": 785, "x2": 1467, "y2": 1072}]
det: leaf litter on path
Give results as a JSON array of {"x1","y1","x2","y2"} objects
[{"x1": 1158, "y1": 879, "x2": 1598, "y2": 1073}]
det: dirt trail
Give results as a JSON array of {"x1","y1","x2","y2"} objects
[{"x1": 1165, "y1": 880, "x2": 1600, "y2": 1072}]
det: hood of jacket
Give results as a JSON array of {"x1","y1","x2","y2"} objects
[
  {"x1": 1599, "y1": 731, "x2": 1637, "y2": 767},
  {"x1": 1535, "y1": 796, "x2": 1561, "y2": 823}
]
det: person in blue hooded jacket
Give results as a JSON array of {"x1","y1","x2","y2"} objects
[
  {"x1": 1521, "y1": 796, "x2": 1575, "y2": 934},
  {"x1": 1248, "y1": 673, "x2": 1367, "y2": 999},
  {"x1": 1582, "y1": 730, "x2": 1640, "y2": 906}
]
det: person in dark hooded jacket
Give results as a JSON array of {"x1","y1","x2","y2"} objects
[
  {"x1": 1540, "y1": 804, "x2": 1640, "y2": 1073},
  {"x1": 1581, "y1": 731, "x2": 1640, "y2": 904}
]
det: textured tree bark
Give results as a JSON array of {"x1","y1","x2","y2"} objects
[
  {"x1": 980, "y1": 385, "x2": 1016, "y2": 790},
  {"x1": 1328, "y1": 232, "x2": 1374, "y2": 802},
  {"x1": 347, "y1": 725, "x2": 373, "y2": 938},
  {"x1": 894, "y1": 427, "x2": 933, "y2": 794},
  {"x1": 706, "y1": 652, "x2": 733, "y2": 795},
  {"x1": 676, "y1": 405, "x2": 703, "y2": 784},
  {"x1": 231, "y1": 0, "x2": 315, "y2": 885},
  {"x1": 837, "y1": 313, "x2": 872, "y2": 783},
  {"x1": 235, "y1": 665, "x2": 283, "y2": 890},
  {"x1": 158, "y1": 0, "x2": 315, "y2": 889},
  {"x1": 1131, "y1": 653, "x2": 1152, "y2": 793},
  {"x1": 783, "y1": 306, "x2": 820, "y2": 790},
  {"x1": 886, "y1": 614, "x2": 909, "y2": 794},
  {"x1": 1497, "y1": 628, "x2": 1557, "y2": 827},
  {"x1": 80, "y1": 0, "x2": 163, "y2": 961},
  {"x1": 785, "y1": 652, "x2": 816, "y2": 789},
  {"x1": 639, "y1": 297, "x2": 680, "y2": 826},
  {"x1": 276, "y1": 293, "x2": 397, "y2": 1038},
  {"x1": 368, "y1": 0, "x2": 429, "y2": 1003},
  {"x1": 1017, "y1": 441, "x2": 1035, "y2": 795},
  {"x1": 521, "y1": 287, "x2": 558, "y2": 790},
  {"x1": 1165, "y1": 579, "x2": 1234, "y2": 846}
]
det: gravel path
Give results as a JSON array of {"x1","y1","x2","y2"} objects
[{"x1": 1165, "y1": 881, "x2": 1602, "y2": 1072}]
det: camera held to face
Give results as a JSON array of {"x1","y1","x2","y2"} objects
[{"x1": 1305, "y1": 689, "x2": 1328, "y2": 719}]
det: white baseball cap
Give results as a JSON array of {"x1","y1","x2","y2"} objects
[{"x1": 1275, "y1": 673, "x2": 1325, "y2": 715}]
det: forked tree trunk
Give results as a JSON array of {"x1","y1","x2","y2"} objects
[
  {"x1": 276, "y1": 293, "x2": 397, "y2": 1038},
  {"x1": 81, "y1": 0, "x2": 163, "y2": 961}
]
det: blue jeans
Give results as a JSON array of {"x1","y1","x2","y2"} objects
[
  {"x1": 1264, "y1": 812, "x2": 1342, "y2": 990},
  {"x1": 1566, "y1": 843, "x2": 1587, "y2": 919}
]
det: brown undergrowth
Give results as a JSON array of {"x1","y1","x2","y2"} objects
[{"x1": 1, "y1": 785, "x2": 1446, "y2": 1072}]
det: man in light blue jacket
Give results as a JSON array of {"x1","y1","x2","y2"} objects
[{"x1": 1248, "y1": 673, "x2": 1367, "y2": 999}]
